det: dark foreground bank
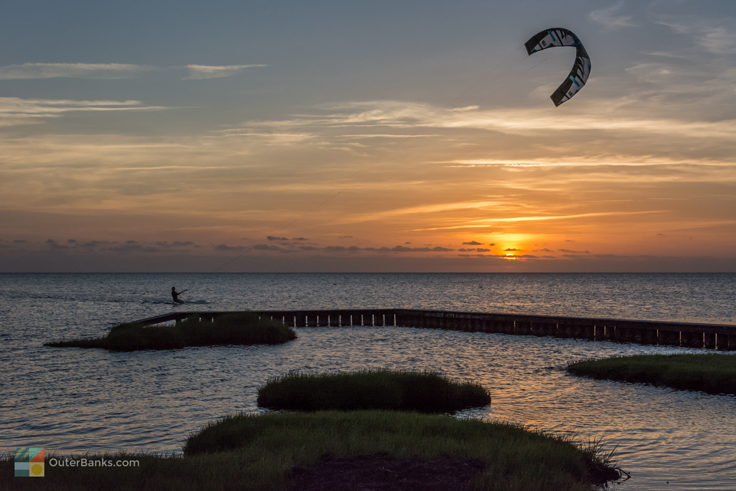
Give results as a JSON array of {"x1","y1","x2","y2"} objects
[
  {"x1": 45, "y1": 313, "x2": 296, "y2": 351},
  {"x1": 567, "y1": 354, "x2": 736, "y2": 395},
  {"x1": 1, "y1": 411, "x2": 622, "y2": 490}
]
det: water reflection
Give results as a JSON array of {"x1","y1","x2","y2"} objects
[
  {"x1": 2, "y1": 273, "x2": 735, "y2": 490},
  {"x1": 3, "y1": 326, "x2": 734, "y2": 490}
]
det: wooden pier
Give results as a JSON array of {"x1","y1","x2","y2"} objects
[{"x1": 133, "y1": 308, "x2": 736, "y2": 351}]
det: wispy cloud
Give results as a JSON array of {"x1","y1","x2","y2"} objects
[
  {"x1": 335, "y1": 200, "x2": 504, "y2": 225},
  {"x1": 439, "y1": 157, "x2": 736, "y2": 169},
  {"x1": 0, "y1": 97, "x2": 166, "y2": 127},
  {"x1": 0, "y1": 63, "x2": 152, "y2": 80},
  {"x1": 590, "y1": 2, "x2": 636, "y2": 29},
  {"x1": 185, "y1": 64, "x2": 266, "y2": 79},
  {"x1": 0, "y1": 62, "x2": 267, "y2": 80},
  {"x1": 245, "y1": 99, "x2": 736, "y2": 141},
  {"x1": 338, "y1": 133, "x2": 440, "y2": 139},
  {"x1": 414, "y1": 211, "x2": 666, "y2": 231},
  {"x1": 656, "y1": 17, "x2": 736, "y2": 54},
  {"x1": 214, "y1": 129, "x2": 314, "y2": 144}
]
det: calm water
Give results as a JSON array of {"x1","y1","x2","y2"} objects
[{"x1": 1, "y1": 273, "x2": 735, "y2": 490}]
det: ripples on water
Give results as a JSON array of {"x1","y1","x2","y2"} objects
[{"x1": 1, "y1": 273, "x2": 735, "y2": 490}]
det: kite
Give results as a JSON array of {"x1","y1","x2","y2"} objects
[{"x1": 525, "y1": 28, "x2": 591, "y2": 106}]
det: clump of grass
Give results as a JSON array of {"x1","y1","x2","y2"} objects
[
  {"x1": 45, "y1": 313, "x2": 296, "y2": 351},
  {"x1": 257, "y1": 370, "x2": 490, "y2": 413},
  {"x1": 184, "y1": 411, "x2": 621, "y2": 490},
  {"x1": 567, "y1": 353, "x2": 736, "y2": 395}
]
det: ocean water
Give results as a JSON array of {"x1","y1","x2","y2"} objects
[{"x1": 1, "y1": 273, "x2": 735, "y2": 490}]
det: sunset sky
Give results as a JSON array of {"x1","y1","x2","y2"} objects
[{"x1": 1, "y1": 0, "x2": 735, "y2": 272}]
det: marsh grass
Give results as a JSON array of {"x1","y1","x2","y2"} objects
[
  {"x1": 567, "y1": 353, "x2": 736, "y2": 395},
  {"x1": 1, "y1": 413, "x2": 621, "y2": 490},
  {"x1": 45, "y1": 313, "x2": 296, "y2": 351},
  {"x1": 183, "y1": 411, "x2": 621, "y2": 489},
  {"x1": 257, "y1": 370, "x2": 491, "y2": 412}
]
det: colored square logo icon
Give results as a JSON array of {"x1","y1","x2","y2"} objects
[{"x1": 14, "y1": 448, "x2": 45, "y2": 477}]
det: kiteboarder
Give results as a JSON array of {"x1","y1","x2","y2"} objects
[{"x1": 171, "y1": 286, "x2": 187, "y2": 304}]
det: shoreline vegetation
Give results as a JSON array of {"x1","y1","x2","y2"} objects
[
  {"x1": 567, "y1": 354, "x2": 736, "y2": 395},
  {"x1": 1, "y1": 411, "x2": 622, "y2": 491},
  {"x1": 257, "y1": 370, "x2": 491, "y2": 412},
  {"x1": 44, "y1": 313, "x2": 296, "y2": 351}
]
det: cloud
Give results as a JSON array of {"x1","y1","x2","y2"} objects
[
  {"x1": 0, "y1": 97, "x2": 166, "y2": 127},
  {"x1": 338, "y1": 133, "x2": 440, "y2": 139},
  {"x1": 155, "y1": 241, "x2": 197, "y2": 248},
  {"x1": 38, "y1": 238, "x2": 193, "y2": 254},
  {"x1": 215, "y1": 244, "x2": 247, "y2": 252},
  {"x1": 266, "y1": 236, "x2": 310, "y2": 244},
  {"x1": 0, "y1": 62, "x2": 152, "y2": 80},
  {"x1": 215, "y1": 129, "x2": 315, "y2": 144},
  {"x1": 323, "y1": 246, "x2": 362, "y2": 253},
  {"x1": 0, "y1": 62, "x2": 266, "y2": 81},
  {"x1": 698, "y1": 26, "x2": 736, "y2": 54},
  {"x1": 382, "y1": 245, "x2": 453, "y2": 253},
  {"x1": 207, "y1": 242, "x2": 459, "y2": 255},
  {"x1": 337, "y1": 200, "x2": 502, "y2": 225},
  {"x1": 45, "y1": 239, "x2": 69, "y2": 250},
  {"x1": 589, "y1": 2, "x2": 636, "y2": 29},
  {"x1": 185, "y1": 64, "x2": 266, "y2": 79},
  {"x1": 656, "y1": 18, "x2": 736, "y2": 54},
  {"x1": 306, "y1": 245, "x2": 456, "y2": 254},
  {"x1": 462, "y1": 241, "x2": 483, "y2": 245},
  {"x1": 245, "y1": 99, "x2": 736, "y2": 145},
  {"x1": 107, "y1": 241, "x2": 161, "y2": 254},
  {"x1": 253, "y1": 244, "x2": 286, "y2": 251},
  {"x1": 414, "y1": 211, "x2": 666, "y2": 231}
]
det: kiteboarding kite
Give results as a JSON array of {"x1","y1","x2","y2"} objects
[{"x1": 525, "y1": 28, "x2": 590, "y2": 106}]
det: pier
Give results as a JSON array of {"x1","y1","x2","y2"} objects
[{"x1": 133, "y1": 309, "x2": 736, "y2": 350}]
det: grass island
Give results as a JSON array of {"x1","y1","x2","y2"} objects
[
  {"x1": 257, "y1": 370, "x2": 491, "y2": 412},
  {"x1": 567, "y1": 353, "x2": 736, "y2": 395},
  {"x1": 45, "y1": 313, "x2": 296, "y2": 351}
]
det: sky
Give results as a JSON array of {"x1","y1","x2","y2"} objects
[{"x1": 1, "y1": 0, "x2": 735, "y2": 272}]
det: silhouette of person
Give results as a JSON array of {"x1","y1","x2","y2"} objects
[{"x1": 171, "y1": 286, "x2": 187, "y2": 304}]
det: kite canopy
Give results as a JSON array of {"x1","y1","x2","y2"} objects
[{"x1": 525, "y1": 28, "x2": 591, "y2": 106}]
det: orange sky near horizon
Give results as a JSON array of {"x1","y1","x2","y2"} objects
[{"x1": 0, "y1": 1, "x2": 735, "y2": 272}]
